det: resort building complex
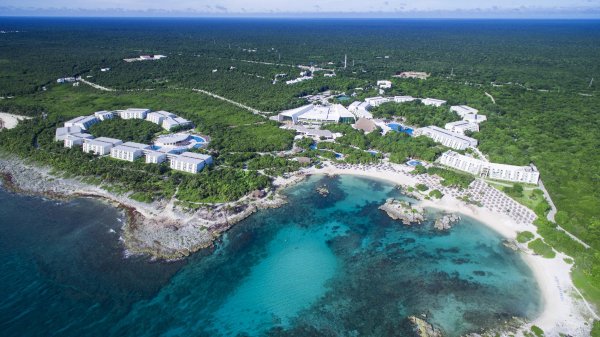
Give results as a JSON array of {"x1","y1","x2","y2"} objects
[
  {"x1": 438, "y1": 151, "x2": 540, "y2": 184},
  {"x1": 54, "y1": 109, "x2": 211, "y2": 174},
  {"x1": 278, "y1": 104, "x2": 356, "y2": 124},
  {"x1": 414, "y1": 126, "x2": 478, "y2": 150}
]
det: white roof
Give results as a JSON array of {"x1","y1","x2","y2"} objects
[
  {"x1": 145, "y1": 150, "x2": 166, "y2": 158},
  {"x1": 121, "y1": 108, "x2": 150, "y2": 114},
  {"x1": 94, "y1": 110, "x2": 113, "y2": 116},
  {"x1": 451, "y1": 105, "x2": 479, "y2": 116},
  {"x1": 287, "y1": 125, "x2": 334, "y2": 138},
  {"x1": 148, "y1": 110, "x2": 175, "y2": 118},
  {"x1": 299, "y1": 104, "x2": 354, "y2": 122},
  {"x1": 156, "y1": 133, "x2": 190, "y2": 144},
  {"x1": 56, "y1": 126, "x2": 83, "y2": 137},
  {"x1": 420, "y1": 126, "x2": 477, "y2": 143},
  {"x1": 172, "y1": 156, "x2": 205, "y2": 165},
  {"x1": 65, "y1": 115, "x2": 97, "y2": 125},
  {"x1": 180, "y1": 152, "x2": 212, "y2": 160},
  {"x1": 121, "y1": 142, "x2": 151, "y2": 150},
  {"x1": 93, "y1": 137, "x2": 123, "y2": 145},
  {"x1": 463, "y1": 114, "x2": 487, "y2": 123},
  {"x1": 422, "y1": 98, "x2": 447, "y2": 104}
]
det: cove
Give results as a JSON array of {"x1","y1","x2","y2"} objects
[{"x1": 0, "y1": 175, "x2": 541, "y2": 337}]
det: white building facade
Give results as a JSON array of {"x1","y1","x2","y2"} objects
[
  {"x1": 450, "y1": 105, "x2": 479, "y2": 117},
  {"x1": 438, "y1": 151, "x2": 540, "y2": 184},
  {"x1": 64, "y1": 116, "x2": 99, "y2": 130},
  {"x1": 83, "y1": 137, "x2": 123, "y2": 155},
  {"x1": 421, "y1": 98, "x2": 447, "y2": 107},
  {"x1": 414, "y1": 126, "x2": 478, "y2": 150},
  {"x1": 119, "y1": 108, "x2": 150, "y2": 120},
  {"x1": 110, "y1": 142, "x2": 150, "y2": 162},
  {"x1": 444, "y1": 120, "x2": 480, "y2": 134}
]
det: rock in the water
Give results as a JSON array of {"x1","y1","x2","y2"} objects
[
  {"x1": 316, "y1": 185, "x2": 329, "y2": 197},
  {"x1": 434, "y1": 213, "x2": 461, "y2": 230},
  {"x1": 408, "y1": 316, "x2": 443, "y2": 337},
  {"x1": 379, "y1": 198, "x2": 425, "y2": 225}
]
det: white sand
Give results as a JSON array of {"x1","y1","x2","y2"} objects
[
  {"x1": 302, "y1": 164, "x2": 593, "y2": 336},
  {"x1": 0, "y1": 112, "x2": 31, "y2": 129}
]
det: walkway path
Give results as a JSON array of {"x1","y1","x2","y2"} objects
[
  {"x1": 78, "y1": 78, "x2": 115, "y2": 92},
  {"x1": 485, "y1": 92, "x2": 496, "y2": 104},
  {"x1": 192, "y1": 88, "x2": 270, "y2": 116}
]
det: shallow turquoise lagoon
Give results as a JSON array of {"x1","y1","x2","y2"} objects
[{"x1": 0, "y1": 175, "x2": 541, "y2": 337}]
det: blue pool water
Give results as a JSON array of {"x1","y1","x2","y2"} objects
[
  {"x1": 150, "y1": 145, "x2": 161, "y2": 150},
  {"x1": 336, "y1": 95, "x2": 350, "y2": 101},
  {"x1": 388, "y1": 123, "x2": 414, "y2": 135},
  {"x1": 0, "y1": 175, "x2": 541, "y2": 337},
  {"x1": 190, "y1": 135, "x2": 205, "y2": 143},
  {"x1": 309, "y1": 144, "x2": 317, "y2": 150},
  {"x1": 407, "y1": 159, "x2": 423, "y2": 166}
]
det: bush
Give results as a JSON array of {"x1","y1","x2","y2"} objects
[
  {"x1": 429, "y1": 189, "x2": 443, "y2": 199},
  {"x1": 592, "y1": 320, "x2": 600, "y2": 337},
  {"x1": 528, "y1": 238, "x2": 556, "y2": 258},
  {"x1": 516, "y1": 231, "x2": 535, "y2": 243},
  {"x1": 416, "y1": 183, "x2": 429, "y2": 192}
]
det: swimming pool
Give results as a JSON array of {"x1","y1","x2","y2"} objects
[
  {"x1": 406, "y1": 160, "x2": 422, "y2": 167},
  {"x1": 190, "y1": 136, "x2": 206, "y2": 143},
  {"x1": 387, "y1": 123, "x2": 413, "y2": 135}
]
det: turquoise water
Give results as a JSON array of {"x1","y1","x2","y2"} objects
[
  {"x1": 0, "y1": 175, "x2": 541, "y2": 336},
  {"x1": 388, "y1": 123, "x2": 414, "y2": 135}
]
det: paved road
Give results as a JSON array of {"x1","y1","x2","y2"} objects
[
  {"x1": 192, "y1": 88, "x2": 270, "y2": 117},
  {"x1": 78, "y1": 78, "x2": 115, "y2": 91}
]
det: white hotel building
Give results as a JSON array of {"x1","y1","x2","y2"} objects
[
  {"x1": 414, "y1": 126, "x2": 478, "y2": 150},
  {"x1": 450, "y1": 105, "x2": 479, "y2": 117},
  {"x1": 64, "y1": 115, "x2": 99, "y2": 130},
  {"x1": 421, "y1": 98, "x2": 447, "y2": 107},
  {"x1": 444, "y1": 120, "x2": 479, "y2": 134},
  {"x1": 94, "y1": 110, "x2": 115, "y2": 121},
  {"x1": 169, "y1": 152, "x2": 213, "y2": 174},
  {"x1": 438, "y1": 151, "x2": 540, "y2": 184},
  {"x1": 83, "y1": 137, "x2": 123, "y2": 155},
  {"x1": 146, "y1": 110, "x2": 192, "y2": 131},
  {"x1": 110, "y1": 142, "x2": 150, "y2": 162},
  {"x1": 118, "y1": 108, "x2": 150, "y2": 120}
]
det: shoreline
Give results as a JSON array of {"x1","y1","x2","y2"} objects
[
  {"x1": 305, "y1": 163, "x2": 592, "y2": 337},
  {"x1": 0, "y1": 155, "x2": 592, "y2": 336}
]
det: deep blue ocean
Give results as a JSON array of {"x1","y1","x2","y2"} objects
[{"x1": 0, "y1": 175, "x2": 541, "y2": 337}]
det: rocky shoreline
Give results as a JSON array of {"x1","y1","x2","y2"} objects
[
  {"x1": 0, "y1": 154, "x2": 302, "y2": 260},
  {"x1": 379, "y1": 198, "x2": 425, "y2": 225}
]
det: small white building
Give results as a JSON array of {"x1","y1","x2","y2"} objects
[
  {"x1": 64, "y1": 115, "x2": 99, "y2": 130},
  {"x1": 147, "y1": 111, "x2": 192, "y2": 130},
  {"x1": 110, "y1": 142, "x2": 150, "y2": 162},
  {"x1": 64, "y1": 133, "x2": 94, "y2": 148},
  {"x1": 438, "y1": 151, "x2": 540, "y2": 184},
  {"x1": 170, "y1": 152, "x2": 213, "y2": 174},
  {"x1": 377, "y1": 80, "x2": 392, "y2": 89},
  {"x1": 414, "y1": 126, "x2": 478, "y2": 150},
  {"x1": 393, "y1": 96, "x2": 416, "y2": 103},
  {"x1": 364, "y1": 96, "x2": 392, "y2": 107},
  {"x1": 421, "y1": 98, "x2": 447, "y2": 107},
  {"x1": 444, "y1": 120, "x2": 480, "y2": 134},
  {"x1": 118, "y1": 108, "x2": 150, "y2": 120},
  {"x1": 145, "y1": 151, "x2": 167, "y2": 164},
  {"x1": 463, "y1": 113, "x2": 488, "y2": 124},
  {"x1": 94, "y1": 110, "x2": 115, "y2": 121},
  {"x1": 348, "y1": 101, "x2": 373, "y2": 119},
  {"x1": 83, "y1": 137, "x2": 123, "y2": 155},
  {"x1": 450, "y1": 105, "x2": 479, "y2": 117},
  {"x1": 55, "y1": 126, "x2": 83, "y2": 141}
]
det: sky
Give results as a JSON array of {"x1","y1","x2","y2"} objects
[{"x1": 1, "y1": 0, "x2": 600, "y2": 18}]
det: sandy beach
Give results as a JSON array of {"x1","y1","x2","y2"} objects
[
  {"x1": 304, "y1": 163, "x2": 595, "y2": 337},
  {"x1": 0, "y1": 112, "x2": 31, "y2": 129}
]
